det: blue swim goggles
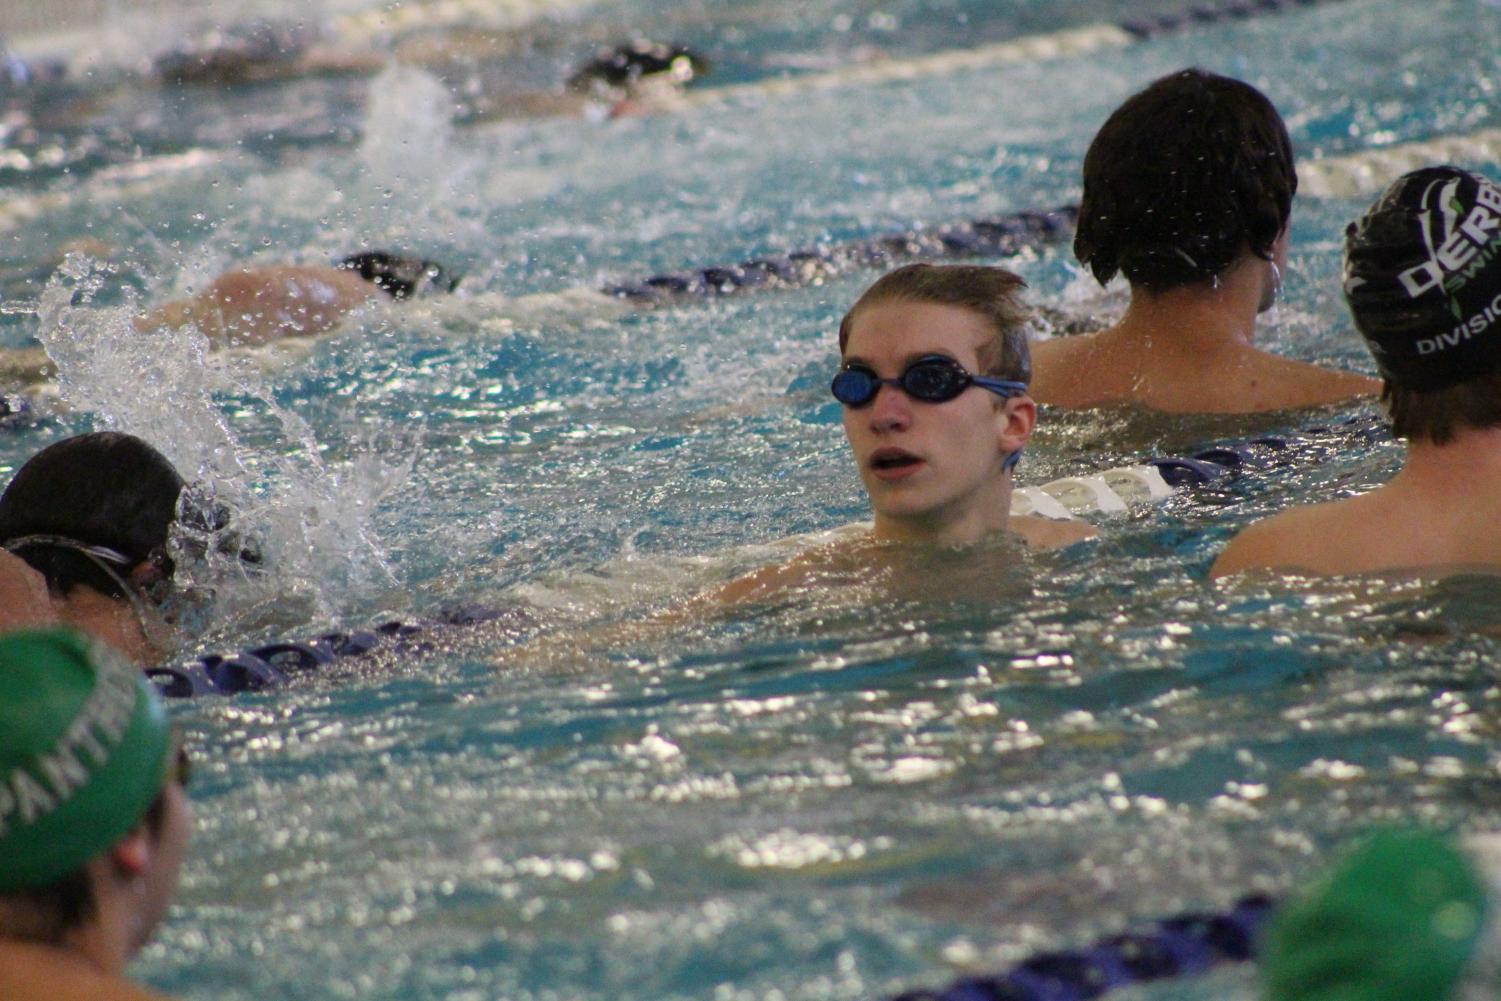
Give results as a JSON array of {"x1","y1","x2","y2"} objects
[{"x1": 831, "y1": 354, "x2": 1028, "y2": 408}]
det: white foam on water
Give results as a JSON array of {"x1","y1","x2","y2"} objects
[{"x1": 32, "y1": 254, "x2": 415, "y2": 642}]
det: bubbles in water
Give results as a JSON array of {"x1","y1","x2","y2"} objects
[{"x1": 34, "y1": 254, "x2": 412, "y2": 643}]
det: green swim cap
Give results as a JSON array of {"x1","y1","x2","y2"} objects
[
  {"x1": 1264, "y1": 827, "x2": 1487, "y2": 1001},
  {"x1": 0, "y1": 628, "x2": 173, "y2": 891}
]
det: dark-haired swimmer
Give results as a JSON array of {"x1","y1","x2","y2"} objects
[
  {"x1": 1213, "y1": 167, "x2": 1501, "y2": 577},
  {"x1": 452, "y1": 39, "x2": 711, "y2": 123},
  {"x1": 1029, "y1": 68, "x2": 1378, "y2": 413},
  {"x1": 717, "y1": 264, "x2": 1094, "y2": 604},
  {"x1": 134, "y1": 250, "x2": 458, "y2": 348},
  {"x1": 0, "y1": 432, "x2": 251, "y2": 663},
  {"x1": 151, "y1": 19, "x2": 709, "y2": 121}
]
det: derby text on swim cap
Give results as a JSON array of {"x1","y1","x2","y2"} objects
[
  {"x1": 0, "y1": 664, "x2": 138, "y2": 837},
  {"x1": 1344, "y1": 166, "x2": 1501, "y2": 392},
  {"x1": 1398, "y1": 175, "x2": 1501, "y2": 299}
]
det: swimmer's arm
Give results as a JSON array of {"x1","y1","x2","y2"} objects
[
  {"x1": 0, "y1": 551, "x2": 56, "y2": 630},
  {"x1": 502, "y1": 552, "x2": 827, "y2": 670}
]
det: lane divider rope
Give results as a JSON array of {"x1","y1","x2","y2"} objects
[{"x1": 887, "y1": 895, "x2": 1274, "y2": 1001}]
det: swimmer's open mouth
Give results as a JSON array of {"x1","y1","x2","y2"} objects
[{"x1": 870, "y1": 448, "x2": 922, "y2": 471}]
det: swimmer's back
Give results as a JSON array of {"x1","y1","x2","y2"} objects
[{"x1": 1030, "y1": 331, "x2": 1378, "y2": 413}]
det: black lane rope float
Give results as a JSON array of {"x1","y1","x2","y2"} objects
[{"x1": 886, "y1": 895, "x2": 1274, "y2": 1001}]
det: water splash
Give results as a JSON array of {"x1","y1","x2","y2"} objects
[
  {"x1": 353, "y1": 62, "x2": 484, "y2": 249},
  {"x1": 33, "y1": 253, "x2": 412, "y2": 645}
]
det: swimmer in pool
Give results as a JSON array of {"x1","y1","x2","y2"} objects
[
  {"x1": 0, "y1": 431, "x2": 251, "y2": 663},
  {"x1": 1213, "y1": 166, "x2": 1501, "y2": 578},
  {"x1": 0, "y1": 628, "x2": 193, "y2": 1001},
  {"x1": 150, "y1": 18, "x2": 708, "y2": 121},
  {"x1": 0, "y1": 249, "x2": 459, "y2": 386},
  {"x1": 717, "y1": 263, "x2": 1094, "y2": 604},
  {"x1": 1029, "y1": 68, "x2": 1379, "y2": 413},
  {"x1": 133, "y1": 250, "x2": 460, "y2": 348}
]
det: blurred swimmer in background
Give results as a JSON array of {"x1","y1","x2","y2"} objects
[{"x1": 0, "y1": 250, "x2": 459, "y2": 387}]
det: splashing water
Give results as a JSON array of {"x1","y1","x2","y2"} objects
[
  {"x1": 353, "y1": 63, "x2": 484, "y2": 250},
  {"x1": 33, "y1": 253, "x2": 411, "y2": 643}
]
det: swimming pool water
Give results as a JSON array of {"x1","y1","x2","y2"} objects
[{"x1": 4, "y1": 0, "x2": 1501, "y2": 998}]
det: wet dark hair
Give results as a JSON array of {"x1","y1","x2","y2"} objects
[
  {"x1": 1382, "y1": 375, "x2": 1501, "y2": 446},
  {"x1": 838, "y1": 263, "x2": 1031, "y2": 383},
  {"x1": 0, "y1": 432, "x2": 184, "y2": 598},
  {"x1": 336, "y1": 251, "x2": 460, "y2": 300},
  {"x1": 1073, "y1": 68, "x2": 1297, "y2": 292},
  {"x1": 567, "y1": 40, "x2": 709, "y2": 92}
]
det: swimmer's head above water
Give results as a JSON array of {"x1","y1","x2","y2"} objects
[
  {"x1": 0, "y1": 432, "x2": 256, "y2": 663},
  {"x1": 1073, "y1": 67, "x2": 1296, "y2": 296},
  {"x1": 567, "y1": 40, "x2": 709, "y2": 95},
  {"x1": 1343, "y1": 165, "x2": 1501, "y2": 443},
  {"x1": 833, "y1": 264, "x2": 1036, "y2": 546}
]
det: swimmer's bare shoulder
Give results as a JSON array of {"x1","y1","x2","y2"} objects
[
  {"x1": 1241, "y1": 353, "x2": 1380, "y2": 410},
  {"x1": 1027, "y1": 334, "x2": 1108, "y2": 407},
  {"x1": 1210, "y1": 498, "x2": 1361, "y2": 578},
  {"x1": 1011, "y1": 514, "x2": 1098, "y2": 549}
]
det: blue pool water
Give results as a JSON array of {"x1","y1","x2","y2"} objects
[{"x1": 4, "y1": 0, "x2": 1501, "y2": 998}]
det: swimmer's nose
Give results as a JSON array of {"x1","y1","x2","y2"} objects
[{"x1": 868, "y1": 382, "x2": 913, "y2": 431}]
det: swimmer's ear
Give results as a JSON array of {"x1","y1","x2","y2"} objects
[
  {"x1": 997, "y1": 395, "x2": 1036, "y2": 458},
  {"x1": 107, "y1": 823, "x2": 154, "y2": 878}
]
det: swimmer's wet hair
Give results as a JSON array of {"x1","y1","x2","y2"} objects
[
  {"x1": 336, "y1": 251, "x2": 460, "y2": 300},
  {"x1": 838, "y1": 263, "x2": 1031, "y2": 384},
  {"x1": 1073, "y1": 68, "x2": 1297, "y2": 292},
  {"x1": 0, "y1": 432, "x2": 183, "y2": 599}
]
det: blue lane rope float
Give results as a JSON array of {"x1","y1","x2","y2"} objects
[
  {"x1": 1013, "y1": 415, "x2": 1386, "y2": 519},
  {"x1": 887, "y1": 894, "x2": 1275, "y2": 1001}
]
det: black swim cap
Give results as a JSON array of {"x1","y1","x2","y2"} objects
[
  {"x1": 1344, "y1": 166, "x2": 1501, "y2": 391},
  {"x1": 336, "y1": 251, "x2": 460, "y2": 300}
]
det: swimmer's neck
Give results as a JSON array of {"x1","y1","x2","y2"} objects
[
  {"x1": 1107, "y1": 255, "x2": 1271, "y2": 354},
  {"x1": 869, "y1": 480, "x2": 1014, "y2": 547},
  {"x1": 1395, "y1": 426, "x2": 1501, "y2": 491}
]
